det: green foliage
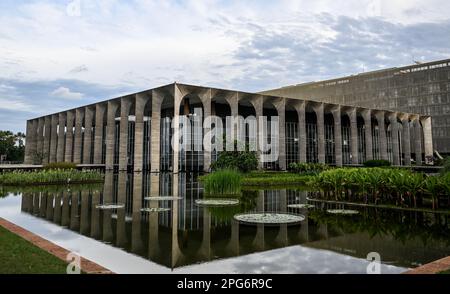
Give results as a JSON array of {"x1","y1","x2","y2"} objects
[
  {"x1": 309, "y1": 167, "x2": 450, "y2": 209},
  {"x1": 0, "y1": 183, "x2": 103, "y2": 198},
  {"x1": 211, "y1": 150, "x2": 258, "y2": 173},
  {"x1": 0, "y1": 169, "x2": 104, "y2": 186},
  {"x1": 288, "y1": 162, "x2": 330, "y2": 174},
  {"x1": 242, "y1": 171, "x2": 312, "y2": 187},
  {"x1": 200, "y1": 169, "x2": 242, "y2": 196},
  {"x1": 0, "y1": 130, "x2": 25, "y2": 162},
  {"x1": 440, "y1": 157, "x2": 450, "y2": 174},
  {"x1": 363, "y1": 159, "x2": 392, "y2": 167},
  {"x1": 43, "y1": 162, "x2": 78, "y2": 170}
]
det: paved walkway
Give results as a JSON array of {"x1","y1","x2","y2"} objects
[{"x1": 404, "y1": 256, "x2": 450, "y2": 274}]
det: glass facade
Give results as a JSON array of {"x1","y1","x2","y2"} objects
[
  {"x1": 285, "y1": 122, "x2": 299, "y2": 167},
  {"x1": 342, "y1": 125, "x2": 351, "y2": 164},
  {"x1": 325, "y1": 124, "x2": 335, "y2": 164},
  {"x1": 306, "y1": 123, "x2": 318, "y2": 163}
]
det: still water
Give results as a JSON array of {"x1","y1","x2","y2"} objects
[{"x1": 0, "y1": 172, "x2": 449, "y2": 274}]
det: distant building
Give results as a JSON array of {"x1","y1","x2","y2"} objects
[
  {"x1": 261, "y1": 58, "x2": 450, "y2": 156},
  {"x1": 24, "y1": 83, "x2": 432, "y2": 171}
]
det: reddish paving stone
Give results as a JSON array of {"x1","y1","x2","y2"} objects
[
  {"x1": 0, "y1": 218, "x2": 114, "y2": 274},
  {"x1": 404, "y1": 256, "x2": 450, "y2": 274}
]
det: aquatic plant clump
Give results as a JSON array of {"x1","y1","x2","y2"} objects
[
  {"x1": 200, "y1": 169, "x2": 242, "y2": 196},
  {"x1": 0, "y1": 169, "x2": 104, "y2": 186},
  {"x1": 195, "y1": 199, "x2": 240, "y2": 207},
  {"x1": 140, "y1": 208, "x2": 171, "y2": 213},
  {"x1": 288, "y1": 204, "x2": 315, "y2": 209},
  {"x1": 308, "y1": 168, "x2": 450, "y2": 209},
  {"x1": 326, "y1": 209, "x2": 360, "y2": 215},
  {"x1": 96, "y1": 203, "x2": 125, "y2": 210},
  {"x1": 234, "y1": 213, "x2": 305, "y2": 225},
  {"x1": 144, "y1": 196, "x2": 182, "y2": 201}
]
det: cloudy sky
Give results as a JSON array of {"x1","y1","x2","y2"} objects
[{"x1": 1, "y1": 0, "x2": 450, "y2": 132}]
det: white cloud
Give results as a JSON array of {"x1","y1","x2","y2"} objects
[
  {"x1": 0, "y1": 0, "x2": 450, "y2": 132},
  {"x1": 51, "y1": 86, "x2": 84, "y2": 100},
  {"x1": 0, "y1": 97, "x2": 32, "y2": 112}
]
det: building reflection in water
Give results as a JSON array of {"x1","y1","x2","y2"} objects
[{"x1": 20, "y1": 172, "x2": 450, "y2": 269}]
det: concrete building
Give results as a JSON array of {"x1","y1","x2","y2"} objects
[
  {"x1": 262, "y1": 58, "x2": 450, "y2": 156},
  {"x1": 24, "y1": 83, "x2": 433, "y2": 171}
]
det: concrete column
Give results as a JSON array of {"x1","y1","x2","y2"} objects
[
  {"x1": 349, "y1": 108, "x2": 359, "y2": 165},
  {"x1": 389, "y1": 113, "x2": 400, "y2": 166},
  {"x1": 36, "y1": 118, "x2": 44, "y2": 164},
  {"x1": 201, "y1": 90, "x2": 212, "y2": 172},
  {"x1": 105, "y1": 101, "x2": 119, "y2": 170},
  {"x1": 73, "y1": 108, "x2": 84, "y2": 164},
  {"x1": 43, "y1": 116, "x2": 51, "y2": 164},
  {"x1": 225, "y1": 93, "x2": 239, "y2": 144},
  {"x1": 313, "y1": 103, "x2": 325, "y2": 164},
  {"x1": 413, "y1": 118, "x2": 423, "y2": 166},
  {"x1": 421, "y1": 116, "x2": 433, "y2": 165},
  {"x1": 119, "y1": 98, "x2": 132, "y2": 171},
  {"x1": 116, "y1": 172, "x2": 128, "y2": 247},
  {"x1": 49, "y1": 114, "x2": 58, "y2": 163},
  {"x1": 296, "y1": 101, "x2": 307, "y2": 163},
  {"x1": 332, "y1": 106, "x2": 342, "y2": 167},
  {"x1": 401, "y1": 117, "x2": 411, "y2": 166},
  {"x1": 56, "y1": 113, "x2": 66, "y2": 162},
  {"x1": 151, "y1": 90, "x2": 163, "y2": 172},
  {"x1": 24, "y1": 120, "x2": 32, "y2": 164},
  {"x1": 274, "y1": 98, "x2": 286, "y2": 170},
  {"x1": 24, "y1": 120, "x2": 37, "y2": 164},
  {"x1": 80, "y1": 190, "x2": 90, "y2": 235},
  {"x1": 134, "y1": 94, "x2": 148, "y2": 172},
  {"x1": 53, "y1": 193, "x2": 62, "y2": 224},
  {"x1": 376, "y1": 111, "x2": 388, "y2": 161},
  {"x1": 64, "y1": 111, "x2": 74, "y2": 162},
  {"x1": 93, "y1": 103, "x2": 106, "y2": 164},
  {"x1": 173, "y1": 84, "x2": 185, "y2": 173},
  {"x1": 131, "y1": 172, "x2": 143, "y2": 253},
  {"x1": 90, "y1": 190, "x2": 101, "y2": 239},
  {"x1": 83, "y1": 106, "x2": 94, "y2": 164},
  {"x1": 250, "y1": 96, "x2": 263, "y2": 169},
  {"x1": 362, "y1": 110, "x2": 373, "y2": 161},
  {"x1": 102, "y1": 172, "x2": 114, "y2": 242}
]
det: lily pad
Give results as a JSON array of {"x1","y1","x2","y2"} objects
[
  {"x1": 95, "y1": 203, "x2": 125, "y2": 210},
  {"x1": 327, "y1": 209, "x2": 359, "y2": 215},
  {"x1": 234, "y1": 213, "x2": 305, "y2": 225},
  {"x1": 288, "y1": 204, "x2": 315, "y2": 209},
  {"x1": 144, "y1": 196, "x2": 182, "y2": 201},
  {"x1": 195, "y1": 199, "x2": 240, "y2": 207},
  {"x1": 140, "y1": 207, "x2": 171, "y2": 213}
]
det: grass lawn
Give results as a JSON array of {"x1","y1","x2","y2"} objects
[
  {"x1": 0, "y1": 225, "x2": 69, "y2": 274},
  {"x1": 439, "y1": 269, "x2": 450, "y2": 274},
  {"x1": 242, "y1": 171, "x2": 312, "y2": 187}
]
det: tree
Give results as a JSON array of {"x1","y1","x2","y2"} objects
[{"x1": 0, "y1": 131, "x2": 26, "y2": 163}]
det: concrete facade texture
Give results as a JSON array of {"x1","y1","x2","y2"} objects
[{"x1": 261, "y1": 58, "x2": 450, "y2": 155}]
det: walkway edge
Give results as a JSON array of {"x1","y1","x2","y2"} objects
[
  {"x1": 403, "y1": 256, "x2": 450, "y2": 274},
  {"x1": 0, "y1": 217, "x2": 114, "y2": 274}
]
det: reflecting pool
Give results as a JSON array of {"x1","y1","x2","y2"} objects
[{"x1": 0, "y1": 172, "x2": 449, "y2": 274}]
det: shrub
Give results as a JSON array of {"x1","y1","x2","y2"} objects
[
  {"x1": 211, "y1": 150, "x2": 258, "y2": 173},
  {"x1": 288, "y1": 162, "x2": 330, "y2": 174},
  {"x1": 0, "y1": 169, "x2": 103, "y2": 186},
  {"x1": 43, "y1": 162, "x2": 77, "y2": 170},
  {"x1": 200, "y1": 169, "x2": 242, "y2": 196},
  {"x1": 363, "y1": 160, "x2": 391, "y2": 167},
  {"x1": 440, "y1": 157, "x2": 450, "y2": 174}
]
